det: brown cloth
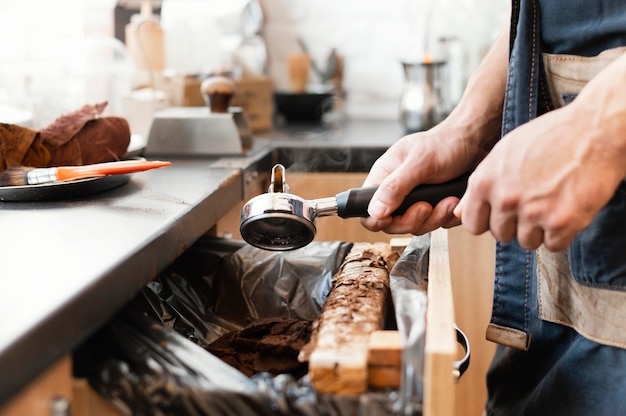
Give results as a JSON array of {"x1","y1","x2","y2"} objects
[{"x1": 0, "y1": 102, "x2": 131, "y2": 173}]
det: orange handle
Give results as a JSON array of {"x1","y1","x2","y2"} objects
[{"x1": 55, "y1": 160, "x2": 171, "y2": 181}]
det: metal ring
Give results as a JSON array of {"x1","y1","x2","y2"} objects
[{"x1": 453, "y1": 324, "x2": 471, "y2": 382}]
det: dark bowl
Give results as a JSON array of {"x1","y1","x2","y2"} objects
[{"x1": 274, "y1": 91, "x2": 334, "y2": 123}]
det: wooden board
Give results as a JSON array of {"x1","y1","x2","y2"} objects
[
  {"x1": 300, "y1": 242, "x2": 396, "y2": 394},
  {"x1": 367, "y1": 330, "x2": 403, "y2": 388},
  {"x1": 0, "y1": 356, "x2": 72, "y2": 416},
  {"x1": 448, "y1": 227, "x2": 496, "y2": 416},
  {"x1": 72, "y1": 379, "x2": 124, "y2": 416},
  {"x1": 423, "y1": 229, "x2": 457, "y2": 416}
]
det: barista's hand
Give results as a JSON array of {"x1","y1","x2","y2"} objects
[
  {"x1": 360, "y1": 127, "x2": 476, "y2": 235},
  {"x1": 361, "y1": 16, "x2": 508, "y2": 236},
  {"x1": 454, "y1": 98, "x2": 626, "y2": 251}
]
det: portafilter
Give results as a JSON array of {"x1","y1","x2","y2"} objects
[{"x1": 240, "y1": 164, "x2": 468, "y2": 251}]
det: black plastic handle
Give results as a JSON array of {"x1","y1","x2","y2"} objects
[{"x1": 335, "y1": 173, "x2": 469, "y2": 219}]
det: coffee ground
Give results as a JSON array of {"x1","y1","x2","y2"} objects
[{"x1": 206, "y1": 317, "x2": 312, "y2": 379}]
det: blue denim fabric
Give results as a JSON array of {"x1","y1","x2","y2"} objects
[
  {"x1": 485, "y1": 0, "x2": 626, "y2": 414},
  {"x1": 540, "y1": 0, "x2": 626, "y2": 56},
  {"x1": 489, "y1": 0, "x2": 542, "y2": 343},
  {"x1": 490, "y1": 241, "x2": 533, "y2": 340},
  {"x1": 569, "y1": 179, "x2": 626, "y2": 290},
  {"x1": 486, "y1": 289, "x2": 626, "y2": 415}
]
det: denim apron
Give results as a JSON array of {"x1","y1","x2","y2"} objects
[{"x1": 484, "y1": 1, "x2": 626, "y2": 415}]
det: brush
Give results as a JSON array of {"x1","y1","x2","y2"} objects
[{"x1": 0, "y1": 160, "x2": 171, "y2": 186}]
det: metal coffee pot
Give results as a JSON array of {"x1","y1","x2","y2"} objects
[{"x1": 400, "y1": 60, "x2": 448, "y2": 133}]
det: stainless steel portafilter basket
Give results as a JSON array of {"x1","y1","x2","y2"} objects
[{"x1": 240, "y1": 164, "x2": 468, "y2": 251}]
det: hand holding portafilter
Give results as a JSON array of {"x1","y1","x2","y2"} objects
[{"x1": 240, "y1": 164, "x2": 469, "y2": 251}]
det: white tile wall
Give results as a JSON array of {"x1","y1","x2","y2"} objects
[
  {"x1": 0, "y1": 0, "x2": 507, "y2": 127},
  {"x1": 259, "y1": 0, "x2": 508, "y2": 119}
]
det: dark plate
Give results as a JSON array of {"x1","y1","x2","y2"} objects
[{"x1": 0, "y1": 174, "x2": 130, "y2": 202}]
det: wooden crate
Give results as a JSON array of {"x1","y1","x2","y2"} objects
[
  {"x1": 158, "y1": 73, "x2": 274, "y2": 133},
  {"x1": 158, "y1": 74, "x2": 205, "y2": 107},
  {"x1": 231, "y1": 75, "x2": 274, "y2": 133}
]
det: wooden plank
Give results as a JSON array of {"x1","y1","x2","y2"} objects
[
  {"x1": 367, "y1": 330, "x2": 403, "y2": 389},
  {"x1": 367, "y1": 330, "x2": 403, "y2": 366},
  {"x1": 72, "y1": 379, "x2": 124, "y2": 416},
  {"x1": 368, "y1": 365, "x2": 401, "y2": 389},
  {"x1": 448, "y1": 227, "x2": 496, "y2": 416},
  {"x1": 390, "y1": 237, "x2": 413, "y2": 254},
  {"x1": 0, "y1": 356, "x2": 72, "y2": 416},
  {"x1": 300, "y1": 242, "x2": 393, "y2": 394},
  {"x1": 423, "y1": 229, "x2": 457, "y2": 416}
]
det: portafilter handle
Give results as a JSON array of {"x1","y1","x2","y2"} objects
[{"x1": 335, "y1": 173, "x2": 469, "y2": 218}]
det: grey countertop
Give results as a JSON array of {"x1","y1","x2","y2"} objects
[{"x1": 0, "y1": 119, "x2": 405, "y2": 405}]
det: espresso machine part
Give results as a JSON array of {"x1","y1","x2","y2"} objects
[
  {"x1": 202, "y1": 76, "x2": 253, "y2": 148},
  {"x1": 240, "y1": 164, "x2": 468, "y2": 251},
  {"x1": 144, "y1": 76, "x2": 250, "y2": 156}
]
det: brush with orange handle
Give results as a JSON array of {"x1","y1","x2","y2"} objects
[{"x1": 0, "y1": 159, "x2": 171, "y2": 186}]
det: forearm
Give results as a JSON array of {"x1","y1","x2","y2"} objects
[
  {"x1": 437, "y1": 18, "x2": 510, "y2": 163},
  {"x1": 360, "y1": 15, "x2": 512, "y2": 233},
  {"x1": 566, "y1": 52, "x2": 626, "y2": 179}
]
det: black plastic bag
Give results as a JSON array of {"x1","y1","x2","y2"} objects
[
  {"x1": 83, "y1": 236, "x2": 423, "y2": 415},
  {"x1": 87, "y1": 305, "x2": 400, "y2": 415}
]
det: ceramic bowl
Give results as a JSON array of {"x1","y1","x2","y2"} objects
[{"x1": 274, "y1": 89, "x2": 334, "y2": 123}]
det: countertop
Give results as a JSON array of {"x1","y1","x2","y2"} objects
[{"x1": 0, "y1": 119, "x2": 406, "y2": 405}]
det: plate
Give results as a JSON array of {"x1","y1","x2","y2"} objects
[{"x1": 0, "y1": 174, "x2": 130, "y2": 202}]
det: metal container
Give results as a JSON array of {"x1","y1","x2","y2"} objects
[{"x1": 400, "y1": 61, "x2": 448, "y2": 133}]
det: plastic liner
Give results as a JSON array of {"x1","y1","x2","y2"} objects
[
  {"x1": 139, "y1": 237, "x2": 352, "y2": 346},
  {"x1": 388, "y1": 235, "x2": 430, "y2": 415},
  {"x1": 86, "y1": 235, "x2": 433, "y2": 416},
  {"x1": 88, "y1": 309, "x2": 401, "y2": 416}
]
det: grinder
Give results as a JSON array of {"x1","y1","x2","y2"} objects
[{"x1": 240, "y1": 164, "x2": 469, "y2": 251}]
